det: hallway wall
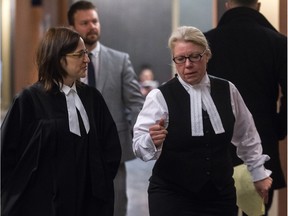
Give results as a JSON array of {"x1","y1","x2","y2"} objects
[{"x1": 93, "y1": 0, "x2": 172, "y2": 85}]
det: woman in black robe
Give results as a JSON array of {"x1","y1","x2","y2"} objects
[{"x1": 1, "y1": 27, "x2": 121, "y2": 216}]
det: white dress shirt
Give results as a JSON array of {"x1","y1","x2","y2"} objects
[{"x1": 133, "y1": 73, "x2": 271, "y2": 182}]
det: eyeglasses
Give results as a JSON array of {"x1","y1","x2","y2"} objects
[
  {"x1": 66, "y1": 49, "x2": 89, "y2": 58},
  {"x1": 173, "y1": 49, "x2": 207, "y2": 64}
]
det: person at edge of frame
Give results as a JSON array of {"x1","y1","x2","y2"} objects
[{"x1": 204, "y1": 0, "x2": 287, "y2": 215}]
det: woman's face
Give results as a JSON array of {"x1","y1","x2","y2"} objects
[
  {"x1": 173, "y1": 41, "x2": 208, "y2": 85},
  {"x1": 61, "y1": 38, "x2": 90, "y2": 86}
]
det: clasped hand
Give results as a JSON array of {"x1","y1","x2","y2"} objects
[
  {"x1": 254, "y1": 177, "x2": 273, "y2": 204},
  {"x1": 149, "y1": 118, "x2": 168, "y2": 148}
]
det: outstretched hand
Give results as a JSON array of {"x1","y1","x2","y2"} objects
[{"x1": 149, "y1": 118, "x2": 168, "y2": 148}]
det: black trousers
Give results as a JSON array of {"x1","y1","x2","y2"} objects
[{"x1": 148, "y1": 176, "x2": 237, "y2": 216}]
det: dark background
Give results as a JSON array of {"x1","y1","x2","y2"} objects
[{"x1": 94, "y1": 0, "x2": 173, "y2": 84}]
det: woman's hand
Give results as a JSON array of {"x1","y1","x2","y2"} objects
[
  {"x1": 149, "y1": 118, "x2": 168, "y2": 148},
  {"x1": 254, "y1": 177, "x2": 273, "y2": 203}
]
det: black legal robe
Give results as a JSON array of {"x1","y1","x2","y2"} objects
[{"x1": 1, "y1": 82, "x2": 121, "y2": 216}]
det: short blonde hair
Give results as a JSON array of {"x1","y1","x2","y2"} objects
[{"x1": 168, "y1": 26, "x2": 211, "y2": 58}]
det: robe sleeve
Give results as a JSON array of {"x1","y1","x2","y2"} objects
[
  {"x1": 1, "y1": 88, "x2": 47, "y2": 215},
  {"x1": 1, "y1": 89, "x2": 39, "y2": 189}
]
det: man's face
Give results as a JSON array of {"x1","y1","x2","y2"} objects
[{"x1": 71, "y1": 9, "x2": 101, "y2": 47}]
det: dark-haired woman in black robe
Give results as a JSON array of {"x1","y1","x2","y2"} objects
[{"x1": 1, "y1": 27, "x2": 121, "y2": 216}]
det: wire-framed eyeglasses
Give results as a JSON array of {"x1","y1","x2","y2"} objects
[
  {"x1": 173, "y1": 49, "x2": 207, "y2": 64},
  {"x1": 66, "y1": 49, "x2": 89, "y2": 58}
]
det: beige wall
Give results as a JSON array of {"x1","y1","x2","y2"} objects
[
  {"x1": 1, "y1": 0, "x2": 70, "y2": 113},
  {"x1": 260, "y1": 0, "x2": 280, "y2": 30},
  {"x1": 1, "y1": 0, "x2": 13, "y2": 110}
]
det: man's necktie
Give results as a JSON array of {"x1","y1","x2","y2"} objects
[{"x1": 88, "y1": 53, "x2": 96, "y2": 87}]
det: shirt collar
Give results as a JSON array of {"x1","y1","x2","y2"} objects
[
  {"x1": 60, "y1": 82, "x2": 77, "y2": 96},
  {"x1": 177, "y1": 72, "x2": 210, "y2": 92},
  {"x1": 90, "y1": 41, "x2": 100, "y2": 56}
]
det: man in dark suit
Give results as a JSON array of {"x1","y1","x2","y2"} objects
[
  {"x1": 68, "y1": 1, "x2": 144, "y2": 216},
  {"x1": 204, "y1": 0, "x2": 287, "y2": 215}
]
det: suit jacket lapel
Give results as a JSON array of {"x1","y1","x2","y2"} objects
[{"x1": 97, "y1": 44, "x2": 109, "y2": 93}]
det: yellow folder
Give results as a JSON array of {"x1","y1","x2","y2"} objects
[{"x1": 233, "y1": 164, "x2": 265, "y2": 216}]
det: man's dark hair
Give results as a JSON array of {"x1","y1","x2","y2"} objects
[
  {"x1": 232, "y1": 0, "x2": 258, "y2": 7},
  {"x1": 67, "y1": 1, "x2": 96, "y2": 26}
]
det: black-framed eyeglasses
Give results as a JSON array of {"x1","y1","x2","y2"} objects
[
  {"x1": 173, "y1": 49, "x2": 207, "y2": 64},
  {"x1": 66, "y1": 49, "x2": 89, "y2": 58}
]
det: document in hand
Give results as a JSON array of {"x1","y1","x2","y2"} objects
[{"x1": 233, "y1": 164, "x2": 265, "y2": 216}]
